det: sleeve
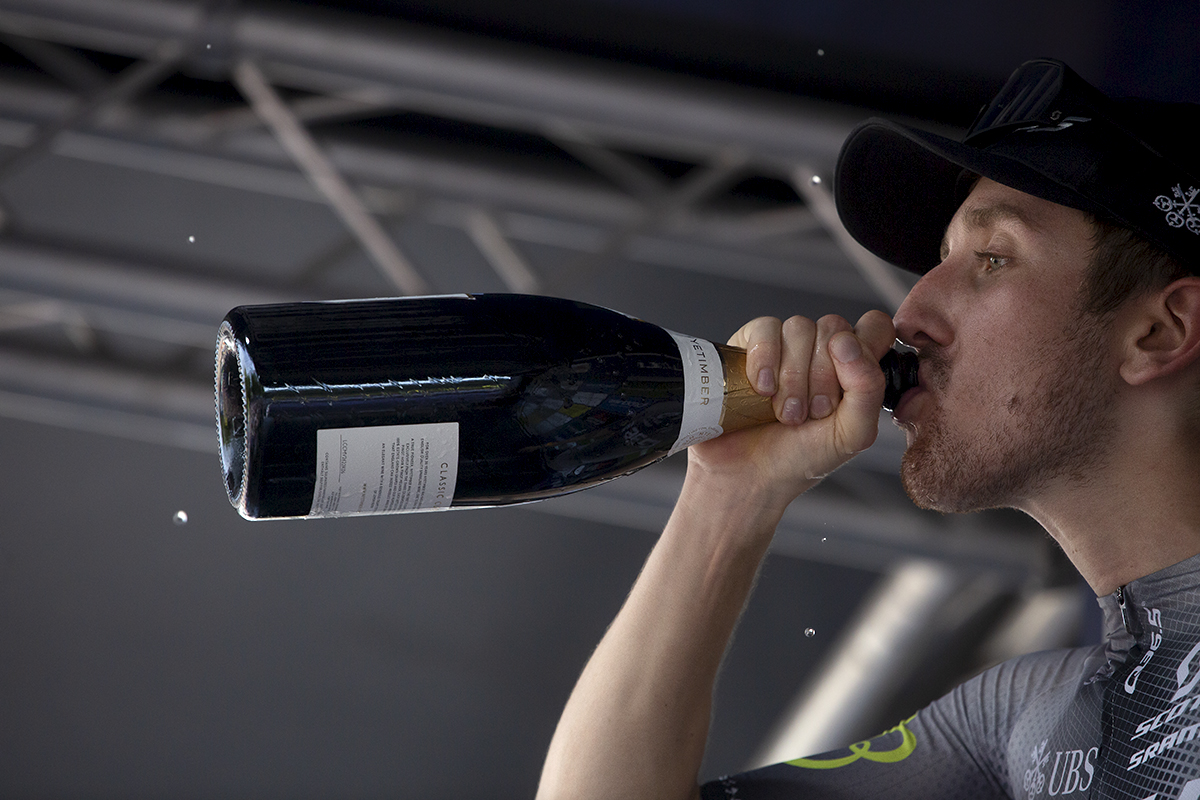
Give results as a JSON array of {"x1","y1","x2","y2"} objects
[
  {"x1": 699, "y1": 644, "x2": 1100, "y2": 800},
  {"x1": 698, "y1": 677, "x2": 1013, "y2": 800}
]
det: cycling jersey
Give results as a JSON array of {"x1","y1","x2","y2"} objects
[{"x1": 701, "y1": 551, "x2": 1200, "y2": 800}]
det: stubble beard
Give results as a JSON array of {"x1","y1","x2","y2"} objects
[{"x1": 899, "y1": 312, "x2": 1117, "y2": 514}]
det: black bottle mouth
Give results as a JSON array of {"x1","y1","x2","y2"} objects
[
  {"x1": 215, "y1": 323, "x2": 248, "y2": 512},
  {"x1": 880, "y1": 348, "x2": 920, "y2": 411}
]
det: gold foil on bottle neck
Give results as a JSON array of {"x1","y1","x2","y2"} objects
[{"x1": 715, "y1": 344, "x2": 775, "y2": 432}]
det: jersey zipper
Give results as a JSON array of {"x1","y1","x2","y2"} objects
[{"x1": 1116, "y1": 584, "x2": 1143, "y2": 637}]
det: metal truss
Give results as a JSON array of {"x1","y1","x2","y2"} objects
[
  {"x1": 0, "y1": 0, "x2": 1049, "y2": 581},
  {"x1": 0, "y1": 0, "x2": 1077, "y2": 761}
]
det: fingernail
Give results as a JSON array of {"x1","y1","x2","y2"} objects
[
  {"x1": 810, "y1": 394, "x2": 832, "y2": 419},
  {"x1": 782, "y1": 397, "x2": 803, "y2": 424},
  {"x1": 830, "y1": 334, "x2": 862, "y2": 364},
  {"x1": 757, "y1": 368, "x2": 776, "y2": 394}
]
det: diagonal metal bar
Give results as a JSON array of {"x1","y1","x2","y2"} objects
[
  {"x1": 545, "y1": 123, "x2": 667, "y2": 200},
  {"x1": 0, "y1": 38, "x2": 186, "y2": 184},
  {"x1": 666, "y1": 148, "x2": 752, "y2": 209},
  {"x1": 751, "y1": 559, "x2": 976, "y2": 765},
  {"x1": 232, "y1": 59, "x2": 429, "y2": 295},
  {"x1": 671, "y1": 205, "x2": 821, "y2": 243},
  {"x1": 0, "y1": 297, "x2": 96, "y2": 350},
  {"x1": 0, "y1": 33, "x2": 108, "y2": 92},
  {"x1": 464, "y1": 208, "x2": 541, "y2": 293},
  {"x1": 569, "y1": 146, "x2": 750, "y2": 275},
  {"x1": 792, "y1": 164, "x2": 912, "y2": 313},
  {"x1": 0, "y1": 0, "x2": 863, "y2": 166},
  {"x1": 197, "y1": 93, "x2": 394, "y2": 139}
]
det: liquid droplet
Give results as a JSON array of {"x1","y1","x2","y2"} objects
[
  {"x1": 821, "y1": 537, "x2": 827, "y2": 542},
  {"x1": 817, "y1": 48, "x2": 825, "y2": 56},
  {"x1": 804, "y1": 628, "x2": 816, "y2": 637},
  {"x1": 188, "y1": 235, "x2": 195, "y2": 243},
  {"x1": 810, "y1": 175, "x2": 822, "y2": 185},
  {"x1": 173, "y1": 510, "x2": 189, "y2": 526}
]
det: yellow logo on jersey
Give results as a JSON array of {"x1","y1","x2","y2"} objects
[{"x1": 786, "y1": 715, "x2": 918, "y2": 770}]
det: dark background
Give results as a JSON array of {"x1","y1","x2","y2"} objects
[{"x1": 0, "y1": 1, "x2": 1194, "y2": 797}]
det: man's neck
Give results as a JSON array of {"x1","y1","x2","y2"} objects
[{"x1": 1023, "y1": 422, "x2": 1200, "y2": 596}]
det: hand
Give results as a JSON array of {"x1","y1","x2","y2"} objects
[{"x1": 687, "y1": 310, "x2": 897, "y2": 513}]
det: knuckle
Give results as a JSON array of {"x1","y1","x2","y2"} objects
[
  {"x1": 750, "y1": 315, "x2": 782, "y2": 331},
  {"x1": 731, "y1": 316, "x2": 780, "y2": 348},
  {"x1": 841, "y1": 426, "x2": 880, "y2": 456},
  {"x1": 778, "y1": 361, "x2": 807, "y2": 383},
  {"x1": 817, "y1": 314, "x2": 851, "y2": 333},
  {"x1": 749, "y1": 316, "x2": 782, "y2": 344},
  {"x1": 855, "y1": 310, "x2": 898, "y2": 352},
  {"x1": 777, "y1": 366, "x2": 809, "y2": 399},
  {"x1": 859, "y1": 308, "x2": 892, "y2": 327},
  {"x1": 781, "y1": 315, "x2": 816, "y2": 338}
]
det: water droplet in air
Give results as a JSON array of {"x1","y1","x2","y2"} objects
[
  {"x1": 804, "y1": 628, "x2": 816, "y2": 638},
  {"x1": 810, "y1": 175, "x2": 822, "y2": 185},
  {"x1": 206, "y1": 43, "x2": 212, "y2": 49},
  {"x1": 817, "y1": 49, "x2": 825, "y2": 56},
  {"x1": 821, "y1": 537, "x2": 827, "y2": 542},
  {"x1": 173, "y1": 510, "x2": 189, "y2": 526},
  {"x1": 188, "y1": 235, "x2": 195, "y2": 243}
]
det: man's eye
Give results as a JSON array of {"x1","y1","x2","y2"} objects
[{"x1": 976, "y1": 251, "x2": 1008, "y2": 271}]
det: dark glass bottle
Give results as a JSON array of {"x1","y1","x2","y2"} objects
[{"x1": 215, "y1": 294, "x2": 917, "y2": 520}]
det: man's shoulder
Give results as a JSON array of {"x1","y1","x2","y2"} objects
[
  {"x1": 938, "y1": 642, "x2": 1108, "y2": 729},
  {"x1": 969, "y1": 643, "x2": 1108, "y2": 697}
]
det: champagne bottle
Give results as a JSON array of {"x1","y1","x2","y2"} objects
[{"x1": 215, "y1": 294, "x2": 917, "y2": 520}]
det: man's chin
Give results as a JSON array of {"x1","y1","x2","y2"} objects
[
  {"x1": 899, "y1": 438, "x2": 998, "y2": 515},
  {"x1": 899, "y1": 447, "x2": 942, "y2": 511}
]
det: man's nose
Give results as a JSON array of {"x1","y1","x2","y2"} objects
[{"x1": 892, "y1": 260, "x2": 954, "y2": 350}]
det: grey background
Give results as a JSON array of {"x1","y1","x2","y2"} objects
[{"x1": 0, "y1": 0, "x2": 1193, "y2": 797}]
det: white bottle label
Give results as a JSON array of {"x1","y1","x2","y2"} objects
[
  {"x1": 667, "y1": 332, "x2": 724, "y2": 456},
  {"x1": 309, "y1": 422, "x2": 459, "y2": 517}
]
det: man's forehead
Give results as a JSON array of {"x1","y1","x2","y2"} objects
[
  {"x1": 940, "y1": 179, "x2": 1082, "y2": 256},
  {"x1": 956, "y1": 180, "x2": 1055, "y2": 231}
]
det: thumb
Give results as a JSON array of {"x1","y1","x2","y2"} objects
[{"x1": 827, "y1": 331, "x2": 885, "y2": 455}]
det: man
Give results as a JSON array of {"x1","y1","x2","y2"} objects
[{"x1": 536, "y1": 59, "x2": 1200, "y2": 799}]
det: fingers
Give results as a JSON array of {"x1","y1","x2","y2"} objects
[
  {"x1": 827, "y1": 310, "x2": 898, "y2": 420},
  {"x1": 733, "y1": 315, "x2": 818, "y2": 423},
  {"x1": 827, "y1": 311, "x2": 898, "y2": 453},
  {"x1": 730, "y1": 310, "x2": 897, "y2": 428},
  {"x1": 776, "y1": 315, "x2": 817, "y2": 423},
  {"x1": 730, "y1": 316, "x2": 785, "y2": 396},
  {"x1": 731, "y1": 314, "x2": 842, "y2": 424},
  {"x1": 854, "y1": 309, "x2": 899, "y2": 360},
  {"x1": 805, "y1": 315, "x2": 853, "y2": 421}
]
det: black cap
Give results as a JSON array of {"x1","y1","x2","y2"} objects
[{"x1": 834, "y1": 58, "x2": 1200, "y2": 275}]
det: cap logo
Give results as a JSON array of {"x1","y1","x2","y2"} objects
[
  {"x1": 1015, "y1": 116, "x2": 1090, "y2": 133},
  {"x1": 1154, "y1": 185, "x2": 1200, "y2": 235}
]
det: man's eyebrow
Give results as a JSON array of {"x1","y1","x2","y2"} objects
[
  {"x1": 963, "y1": 202, "x2": 1040, "y2": 232},
  {"x1": 939, "y1": 202, "x2": 1041, "y2": 261}
]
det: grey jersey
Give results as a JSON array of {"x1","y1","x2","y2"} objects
[{"x1": 701, "y1": 552, "x2": 1200, "y2": 799}]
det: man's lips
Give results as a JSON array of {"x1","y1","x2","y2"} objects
[
  {"x1": 891, "y1": 360, "x2": 934, "y2": 425},
  {"x1": 892, "y1": 385, "x2": 923, "y2": 425}
]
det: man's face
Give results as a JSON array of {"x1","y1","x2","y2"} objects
[{"x1": 891, "y1": 178, "x2": 1119, "y2": 514}]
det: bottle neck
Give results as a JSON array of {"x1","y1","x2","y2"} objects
[
  {"x1": 713, "y1": 344, "x2": 919, "y2": 433},
  {"x1": 715, "y1": 344, "x2": 776, "y2": 433}
]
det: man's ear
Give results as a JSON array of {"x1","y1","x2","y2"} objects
[{"x1": 1119, "y1": 277, "x2": 1200, "y2": 386}]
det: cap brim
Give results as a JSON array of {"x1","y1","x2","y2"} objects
[{"x1": 834, "y1": 118, "x2": 1103, "y2": 274}]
